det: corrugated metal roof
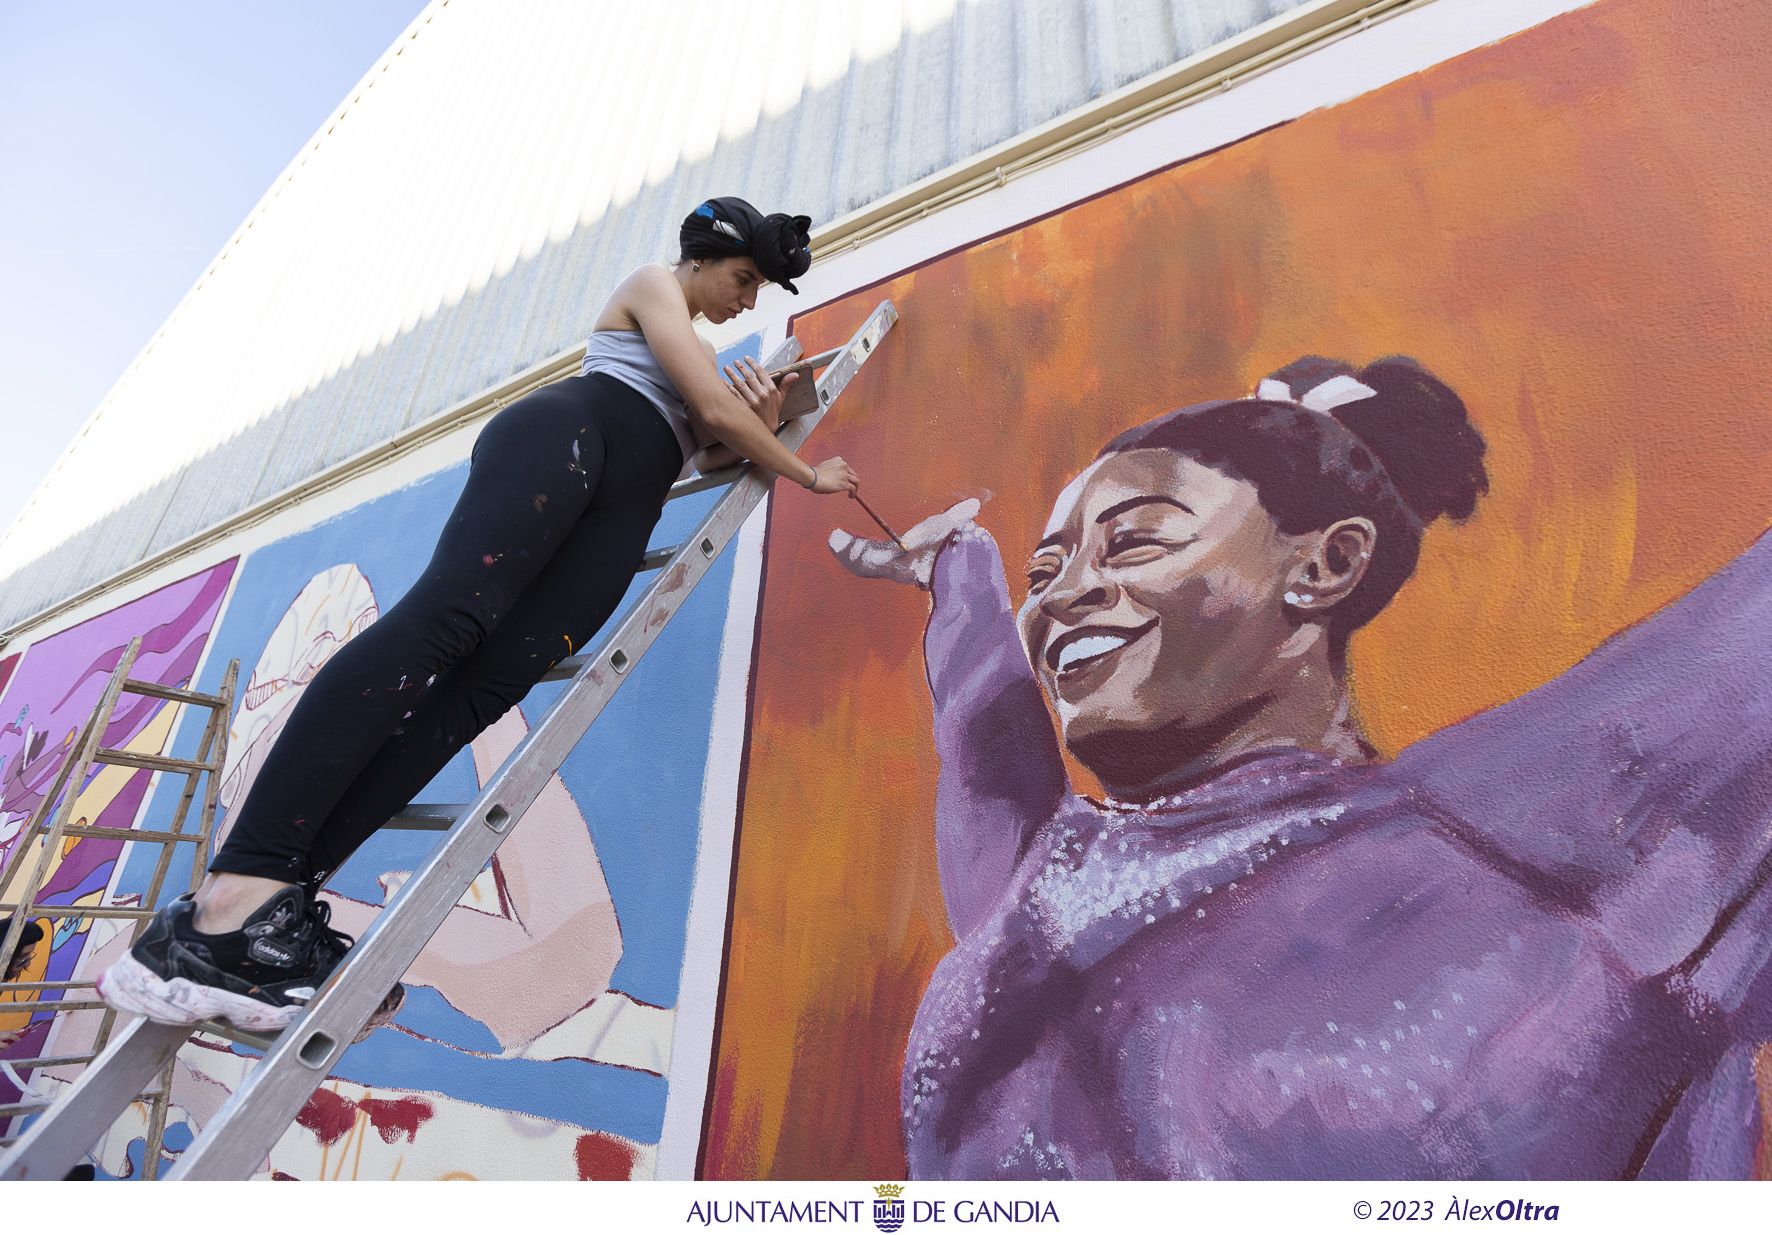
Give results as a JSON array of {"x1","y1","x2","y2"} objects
[{"x1": 0, "y1": 0, "x2": 1309, "y2": 633}]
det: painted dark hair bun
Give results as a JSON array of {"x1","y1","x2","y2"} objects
[
  {"x1": 1103, "y1": 353, "x2": 1490, "y2": 637},
  {"x1": 1333, "y1": 356, "x2": 1488, "y2": 525}
]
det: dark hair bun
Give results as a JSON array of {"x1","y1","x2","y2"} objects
[{"x1": 1335, "y1": 356, "x2": 1488, "y2": 523}]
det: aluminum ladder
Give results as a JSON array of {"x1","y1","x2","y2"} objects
[
  {"x1": 0, "y1": 298, "x2": 896, "y2": 1180},
  {"x1": 0, "y1": 635, "x2": 239, "y2": 1178}
]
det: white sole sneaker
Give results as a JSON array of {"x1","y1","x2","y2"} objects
[
  {"x1": 99, "y1": 952, "x2": 407, "y2": 1042},
  {"x1": 97, "y1": 951, "x2": 302, "y2": 1033}
]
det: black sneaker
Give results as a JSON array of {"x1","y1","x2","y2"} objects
[{"x1": 99, "y1": 887, "x2": 402, "y2": 1039}]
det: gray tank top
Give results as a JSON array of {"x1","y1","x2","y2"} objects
[{"x1": 579, "y1": 329, "x2": 695, "y2": 464}]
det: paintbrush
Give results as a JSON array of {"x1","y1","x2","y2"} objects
[{"x1": 851, "y1": 491, "x2": 907, "y2": 550}]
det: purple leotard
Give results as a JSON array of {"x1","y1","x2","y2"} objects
[{"x1": 904, "y1": 526, "x2": 1772, "y2": 1179}]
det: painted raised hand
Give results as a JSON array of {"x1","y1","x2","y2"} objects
[{"x1": 828, "y1": 497, "x2": 985, "y2": 589}]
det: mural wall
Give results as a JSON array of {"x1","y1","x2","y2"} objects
[
  {"x1": 707, "y1": 0, "x2": 1772, "y2": 1179},
  {"x1": 7, "y1": 0, "x2": 1772, "y2": 1186},
  {"x1": 9, "y1": 331, "x2": 766, "y2": 1177}
]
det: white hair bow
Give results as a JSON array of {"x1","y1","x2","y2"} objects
[{"x1": 1256, "y1": 373, "x2": 1377, "y2": 413}]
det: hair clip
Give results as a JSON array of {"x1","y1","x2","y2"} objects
[{"x1": 1256, "y1": 374, "x2": 1377, "y2": 414}]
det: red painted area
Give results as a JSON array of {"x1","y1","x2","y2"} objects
[
  {"x1": 574, "y1": 1131, "x2": 637, "y2": 1180},
  {"x1": 359, "y1": 1095, "x2": 435, "y2": 1144},
  {"x1": 294, "y1": 1087, "x2": 357, "y2": 1147}
]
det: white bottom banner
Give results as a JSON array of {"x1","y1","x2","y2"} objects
[{"x1": 9, "y1": 1179, "x2": 1767, "y2": 1233}]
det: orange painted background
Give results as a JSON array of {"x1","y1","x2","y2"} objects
[{"x1": 704, "y1": 0, "x2": 1772, "y2": 1178}]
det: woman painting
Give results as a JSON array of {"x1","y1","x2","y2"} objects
[
  {"x1": 831, "y1": 355, "x2": 1771, "y2": 1179},
  {"x1": 101, "y1": 197, "x2": 860, "y2": 1033}
]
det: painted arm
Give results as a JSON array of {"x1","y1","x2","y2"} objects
[
  {"x1": 833, "y1": 501, "x2": 1069, "y2": 937},
  {"x1": 1397, "y1": 530, "x2": 1772, "y2": 1030}
]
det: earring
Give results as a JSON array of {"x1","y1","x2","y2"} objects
[
  {"x1": 1284, "y1": 591, "x2": 1315, "y2": 606},
  {"x1": 692, "y1": 262, "x2": 701, "y2": 272}
]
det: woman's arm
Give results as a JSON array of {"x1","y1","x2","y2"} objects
[
  {"x1": 692, "y1": 441, "x2": 743, "y2": 473},
  {"x1": 833, "y1": 502, "x2": 1069, "y2": 937},
  {"x1": 621, "y1": 266, "x2": 856, "y2": 493},
  {"x1": 690, "y1": 346, "x2": 769, "y2": 473}
]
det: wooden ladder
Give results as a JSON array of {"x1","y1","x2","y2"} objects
[{"x1": 0, "y1": 634, "x2": 239, "y2": 1179}]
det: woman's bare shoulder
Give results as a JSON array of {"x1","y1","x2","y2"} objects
[{"x1": 593, "y1": 264, "x2": 681, "y2": 332}]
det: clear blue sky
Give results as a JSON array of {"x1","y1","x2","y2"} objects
[{"x1": 0, "y1": 0, "x2": 428, "y2": 535}]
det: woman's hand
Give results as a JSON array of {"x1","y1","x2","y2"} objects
[
  {"x1": 828, "y1": 497, "x2": 984, "y2": 588},
  {"x1": 807, "y1": 457, "x2": 860, "y2": 495},
  {"x1": 722, "y1": 357, "x2": 797, "y2": 432}
]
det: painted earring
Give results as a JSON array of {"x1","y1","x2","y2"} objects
[{"x1": 1285, "y1": 591, "x2": 1315, "y2": 606}]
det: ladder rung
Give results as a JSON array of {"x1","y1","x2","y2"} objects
[
  {"x1": 6, "y1": 1055, "x2": 95, "y2": 1070},
  {"x1": 538, "y1": 653, "x2": 589, "y2": 683},
  {"x1": 667, "y1": 464, "x2": 742, "y2": 501},
  {"x1": 638, "y1": 543, "x2": 678, "y2": 571},
  {"x1": 384, "y1": 803, "x2": 465, "y2": 831},
  {"x1": 59, "y1": 824, "x2": 202, "y2": 844},
  {"x1": 92, "y1": 749, "x2": 218, "y2": 775},
  {"x1": 193, "y1": 1021, "x2": 280, "y2": 1053},
  {"x1": 0, "y1": 904, "x2": 153, "y2": 921},
  {"x1": 10, "y1": 1000, "x2": 111, "y2": 1013},
  {"x1": 641, "y1": 532, "x2": 721, "y2": 574},
  {"x1": 538, "y1": 630, "x2": 689, "y2": 684},
  {"x1": 120, "y1": 679, "x2": 227, "y2": 709},
  {"x1": 0, "y1": 980, "x2": 96, "y2": 992},
  {"x1": 0, "y1": 1080, "x2": 163, "y2": 1120}
]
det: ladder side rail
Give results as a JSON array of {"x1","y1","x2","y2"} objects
[
  {"x1": 0, "y1": 1018, "x2": 191, "y2": 1179},
  {"x1": 137, "y1": 669, "x2": 222, "y2": 919},
  {"x1": 166, "y1": 301, "x2": 895, "y2": 1179},
  {"x1": 0, "y1": 706, "x2": 102, "y2": 923},
  {"x1": 144, "y1": 701, "x2": 212, "y2": 890},
  {"x1": 140, "y1": 1062, "x2": 174, "y2": 1181},
  {"x1": 189, "y1": 660, "x2": 240, "y2": 890}
]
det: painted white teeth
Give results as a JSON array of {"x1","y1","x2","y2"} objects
[{"x1": 1056, "y1": 634, "x2": 1129, "y2": 672}]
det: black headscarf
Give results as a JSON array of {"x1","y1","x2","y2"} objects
[{"x1": 679, "y1": 197, "x2": 813, "y2": 294}]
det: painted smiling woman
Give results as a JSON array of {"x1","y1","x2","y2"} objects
[{"x1": 829, "y1": 356, "x2": 1772, "y2": 1180}]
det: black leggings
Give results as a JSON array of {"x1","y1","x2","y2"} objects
[{"x1": 210, "y1": 373, "x2": 684, "y2": 889}]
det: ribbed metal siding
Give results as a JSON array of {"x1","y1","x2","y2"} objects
[{"x1": 0, "y1": 0, "x2": 1308, "y2": 633}]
